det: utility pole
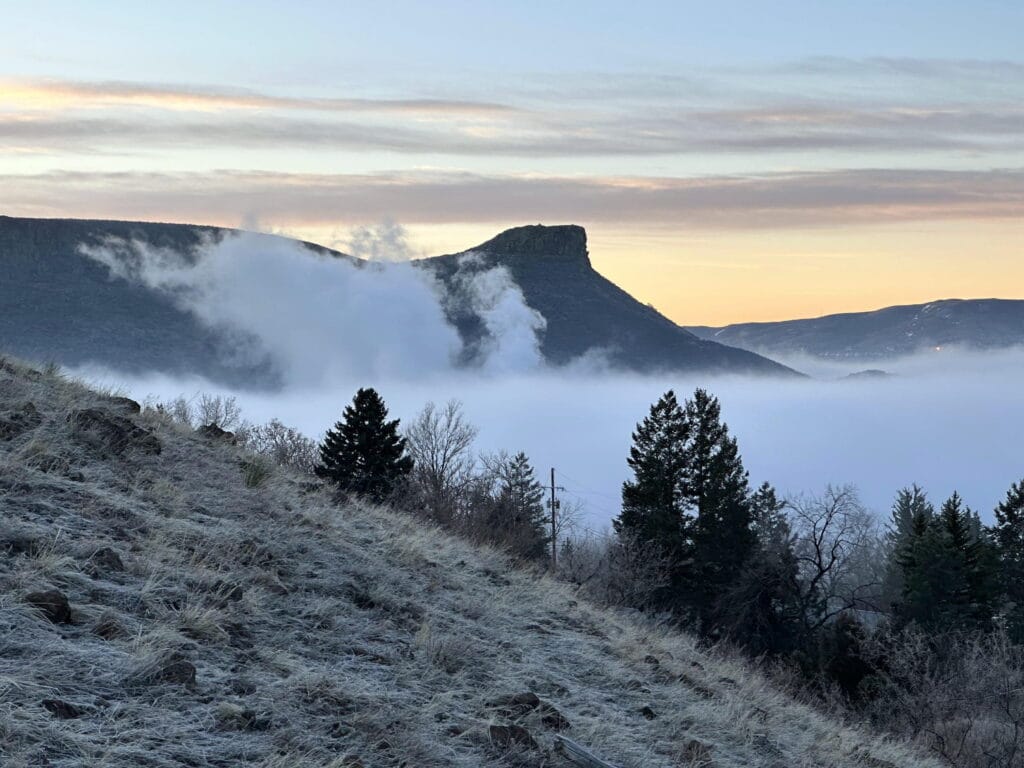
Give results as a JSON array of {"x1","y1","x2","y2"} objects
[{"x1": 549, "y1": 467, "x2": 560, "y2": 570}]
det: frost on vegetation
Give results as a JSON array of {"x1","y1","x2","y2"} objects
[{"x1": 0, "y1": 355, "x2": 939, "y2": 768}]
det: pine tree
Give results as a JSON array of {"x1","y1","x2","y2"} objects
[
  {"x1": 494, "y1": 451, "x2": 550, "y2": 562},
  {"x1": 750, "y1": 481, "x2": 789, "y2": 546},
  {"x1": 316, "y1": 388, "x2": 413, "y2": 502},
  {"x1": 614, "y1": 390, "x2": 691, "y2": 608},
  {"x1": 993, "y1": 479, "x2": 1024, "y2": 641},
  {"x1": 684, "y1": 388, "x2": 755, "y2": 633},
  {"x1": 722, "y1": 482, "x2": 803, "y2": 655},
  {"x1": 893, "y1": 491, "x2": 936, "y2": 628},
  {"x1": 896, "y1": 491, "x2": 997, "y2": 632},
  {"x1": 883, "y1": 486, "x2": 932, "y2": 610}
]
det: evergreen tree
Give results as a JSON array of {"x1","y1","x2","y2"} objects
[
  {"x1": 684, "y1": 389, "x2": 756, "y2": 633},
  {"x1": 894, "y1": 492, "x2": 937, "y2": 628},
  {"x1": 750, "y1": 482, "x2": 789, "y2": 546},
  {"x1": 614, "y1": 388, "x2": 757, "y2": 628},
  {"x1": 883, "y1": 485, "x2": 932, "y2": 611},
  {"x1": 316, "y1": 388, "x2": 413, "y2": 502},
  {"x1": 722, "y1": 482, "x2": 803, "y2": 655},
  {"x1": 493, "y1": 451, "x2": 550, "y2": 562},
  {"x1": 896, "y1": 491, "x2": 997, "y2": 632},
  {"x1": 614, "y1": 391, "x2": 691, "y2": 608},
  {"x1": 993, "y1": 479, "x2": 1024, "y2": 641}
]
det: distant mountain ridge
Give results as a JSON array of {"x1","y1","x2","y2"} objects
[
  {"x1": 0, "y1": 216, "x2": 794, "y2": 384},
  {"x1": 687, "y1": 298, "x2": 1024, "y2": 361}
]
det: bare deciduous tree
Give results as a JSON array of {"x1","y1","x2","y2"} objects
[
  {"x1": 788, "y1": 485, "x2": 886, "y2": 633},
  {"x1": 404, "y1": 400, "x2": 478, "y2": 524}
]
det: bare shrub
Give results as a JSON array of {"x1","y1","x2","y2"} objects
[
  {"x1": 404, "y1": 400, "x2": 478, "y2": 524},
  {"x1": 196, "y1": 394, "x2": 243, "y2": 431},
  {"x1": 150, "y1": 393, "x2": 243, "y2": 431},
  {"x1": 859, "y1": 629, "x2": 1024, "y2": 768},
  {"x1": 242, "y1": 419, "x2": 318, "y2": 475},
  {"x1": 558, "y1": 531, "x2": 672, "y2": 609}
]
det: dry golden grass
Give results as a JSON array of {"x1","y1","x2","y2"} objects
[{"x1": 0, "y1": 356, "x2": 939, "y2": 767}]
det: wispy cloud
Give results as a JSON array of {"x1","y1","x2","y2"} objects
[
  {"x1": 0, "y1": 78, "x2": 519, "y2": 117},
  {"x1": 3, "y1": 67, "x2": 1023, "y2": 159},
  {"x1": 4, "y1": 168, "x2": 1022, "y2": 230},
  {"x1": 2, "y1": 105, "x2": 1022, "y2": 157}
]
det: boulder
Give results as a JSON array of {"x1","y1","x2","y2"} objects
[
  {"x1": 25, "y1": 589, "x2": 72, "y2": 624},
  {"x1": 69, "y1": 408, "x2": 161, "y2": 456},
  {"x1": 486, "y1": 691, "x2": 571, "y2": 731},
  {"x1": 196, "y1": 423, "x2": 236, "y2": 443},
  {"x1": 107, "y1": 396, "x2": 141, "y2": 413}
]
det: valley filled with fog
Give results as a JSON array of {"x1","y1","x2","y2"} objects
[{"x1": 70, "y1": 233, "x2": 1024, "y2": 529}]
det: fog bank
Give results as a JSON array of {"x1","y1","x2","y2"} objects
[
  {"x1": 73, "y1": 232, "x2": 1024, "y2": 528},
  {"x1": 74, "y1": 350, "x2": 1024, "y2": 530}
]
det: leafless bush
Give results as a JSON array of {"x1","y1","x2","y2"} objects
[
  {"x1": 151, "y1": 393, "x2": 243, "y2": 431},
  {"x1": 196, "y1": 394, "x2": 243, "y2": 431},
  {"x1": 859, "y1": 629, "x2": 1024, "y2": 768},
  {"x1": 146, "y1": 394, "x2": 318, "y2": 475},
  {"x1": 558, "y1": 531, "x2": 672, "y2": 609},
  {"x1": 242, "y1": 419, "x2": 318, "y2": 475}
]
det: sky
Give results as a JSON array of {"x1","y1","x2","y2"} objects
[{"x1": 1, "y1": 0, "x2": 1022, "y2": 324}]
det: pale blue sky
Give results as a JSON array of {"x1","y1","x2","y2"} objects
[{"x1": 4, "y1": 1, "x2": 1024, "y2": 86}]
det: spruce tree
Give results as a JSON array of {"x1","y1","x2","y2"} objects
[
  {"x1": 495, "y1": 451, "x2": 550, "y2": 562},
  {"x1": 894, "y1": 494, "x2": 937, "y2": 628},
  {"x1": 883, "y1": 485, "x2": 933, "y2": 611},
  {"x1": 723, "y1": 481, "x2": 803, "y2": 655},
  {"x1": 316, "y1": 388, "x2": 413, "y2": 502},
  {"x1": 993, "y1": 479, "x2": 1024, "y2": 640},
  {"x1": 614, "y1": 390, "x2": 690, "y2": 609},
  {"x1": 684, "y1": 388, "x2": 755, "y2": 633},
  {"x1": 896, "y1": 491, "x2": 997, "y2": 632}
]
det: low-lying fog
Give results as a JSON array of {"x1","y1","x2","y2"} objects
[{"x1": 71, "y1": 232, "x2": 1024, "y2": 530}]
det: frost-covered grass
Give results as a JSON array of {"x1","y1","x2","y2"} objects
[{"x1": 0, "y1": 356, "x2": 938, "y2": 767}]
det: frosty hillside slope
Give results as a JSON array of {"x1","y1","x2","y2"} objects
[{"x1": 0, "y1": 357, "x2": 933, "y2": 767}]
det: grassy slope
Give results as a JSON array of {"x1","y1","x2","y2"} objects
[{"x1": 0, "y1": 358, "x2": 935, "y2": 768}]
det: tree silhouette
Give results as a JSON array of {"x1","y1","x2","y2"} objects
[{"x1": 316, "y1": 388, "x2": 413, "y2": 502}]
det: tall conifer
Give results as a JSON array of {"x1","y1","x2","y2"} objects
[
  {"x1": 316, "y1": 388, "x2": 413, "y2": 502},
  {"x1": 993, "y1": 479, "x2": 1024, "y2": 640}
]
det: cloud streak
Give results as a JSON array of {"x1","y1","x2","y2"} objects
[
  {"x1": 0, "y1": 78, "x2": 519, "y2": 117},
  {"x1": 5, "y1": 167, "x2": 1023, "y2": 229},
  {"x1": 3, "y1": 64, "x2": 1023, "y2": 159},
  {"x1": 2, "y1": 105, "x2": 1022, "y2": 157}
]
